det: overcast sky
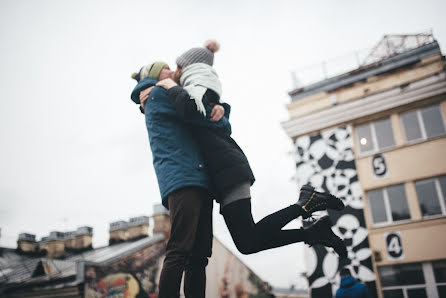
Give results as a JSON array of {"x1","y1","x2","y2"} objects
[{"x1": 1, "y1": 0, "x2": 445, "y2": 289}]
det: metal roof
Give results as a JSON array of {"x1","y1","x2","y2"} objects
[{"x1": 0, "y1": 233, "x2": 165, "y2": 292}]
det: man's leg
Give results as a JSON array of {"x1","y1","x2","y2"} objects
[
  {"x1": 184, "y1": 193, "x2": 213, "y2": 298},
  {"x1": 158, "y1": 187, "x2": 208, "y2": 298}
]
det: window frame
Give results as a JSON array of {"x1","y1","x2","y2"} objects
[
  {"x1": 379, "y1": 261, "x2": 446, "y2": 298},
  {"x1": 400, "y1": 104, "x2": 446, "y2": 144},
  {"x1": 414, "y1": 176, "x2": 446, "y2": 219},
  {"x1": 367, "y1": 184, "x2": 411, "y2": 227},
  {"x1": 356, "y1": 116, "x2": 396, "y2": 156}
]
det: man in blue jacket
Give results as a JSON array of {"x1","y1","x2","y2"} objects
[
  {"x1": 335, "y1": 268, "x2": 372, "y2": 298},
  {"x1": 130, "y1": 62, "x2": 225, "y2": 298}
]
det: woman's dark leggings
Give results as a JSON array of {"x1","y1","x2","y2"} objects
[{"x1": 221, "y1": 198, "x2": 307, "y2": 255}]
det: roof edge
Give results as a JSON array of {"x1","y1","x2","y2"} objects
[{"x1": 289, "y1": 41, "x2": 441, "y2": 100}]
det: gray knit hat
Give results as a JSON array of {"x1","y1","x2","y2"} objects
[{"x1": 176, "y1": 40, "x2": 220, "y2": 68}]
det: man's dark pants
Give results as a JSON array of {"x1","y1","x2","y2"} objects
[{"x1": 158, "y1": 186, "x2": 213, "y2": 298}]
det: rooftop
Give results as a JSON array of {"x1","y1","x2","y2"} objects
[
  {"x1": 0, "y1": 234, "x2": 165, "y2": 293},
  {"x1": 289, "y1": 33, "x2": 440, "y2": 101}
]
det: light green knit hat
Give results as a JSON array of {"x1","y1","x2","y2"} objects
[{"x1": 131, "y1": 61, "x2": 167, "y2": 82}]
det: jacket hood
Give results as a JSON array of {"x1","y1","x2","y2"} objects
[
  {"x1": 130, "y1": 77, "x2": 157, "y2": 104},
  {"x1": 340, "y1": 275, "x2": 357, "y2": 288}
]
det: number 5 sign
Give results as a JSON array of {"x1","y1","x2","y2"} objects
[
  {"x1": 385, "y1": 231, "x2": 404, "y2": 260},
  {"x1": 372, "y1": 154, "x2": 387, "y2": 178}
]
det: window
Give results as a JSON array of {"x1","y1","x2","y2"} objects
[
  {"x1": 401, "y1": 104, "x2": 445, "y2": 142},
  {"x1": 382, "y1": 289, "x2": 404, "y2": 298},
  {"x1": 356, "y1": 117, "x2": 395, "y2": 154},
  {"x1": 406, "y1": 288, "x2": 427, "y2": 298},
  {"x1": 414, "y1": 175, "x2": 446, "y2": 217},
  {"x1": 433, "y1": 259, "x2": 446, "y2": 280},
  {"x1": 379, "y1": 261, "x2": 446, "y2": 298},
  {"x1": 380, "y1": 263, "x2": 425, "y2": 287},
  {"x1": 367, "y1": 184, "x2": 410, "y2": 225},
  {"x1": 434, "y1": 260, "x2": 446, "y2": 298}
]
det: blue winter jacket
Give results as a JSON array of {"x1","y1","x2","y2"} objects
[
  {"x1": 131, "y1": 77, "x2": 216, "y2": 208},
  {"x1": 335, "y1": 275, "x2": 372, "y2": 298}
]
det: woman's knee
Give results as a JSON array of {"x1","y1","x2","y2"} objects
[{"x1": 234, "y1": 238, "x2": 258, "y2": 255}]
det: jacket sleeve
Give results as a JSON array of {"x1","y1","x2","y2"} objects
[
  {"x1": 363, "y1": 285, "x2": 372, "y2": 298},
  {"x1": 334, "y1": 289, "x2": 340, "y2": 298},
  {"x1": 166, "y1": 86, "x2": 205, "y2": 120},
  {"x1": 166, "y1": 86, "x2": 225, "y2": 120},
  {"x1": 357, "y1": 284, "x2": 372, "y2": 298},
  {"x1": 221, "y1": 102, "x2": 231, "y2": 119}
]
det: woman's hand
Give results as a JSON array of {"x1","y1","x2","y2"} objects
[
  {"x1": 140, "y1": 86, "x2": 154, "y2": 111},
  {"x1": 156, "y1": 78, "x2": 178, "y2": 90},
  {"x1": 209, "y1": 103, "x2": 225, "y2": 122}
]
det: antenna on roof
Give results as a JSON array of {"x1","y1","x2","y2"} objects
[{"x1": 362, "y1": 31, "x2": 434, "y2": 66}]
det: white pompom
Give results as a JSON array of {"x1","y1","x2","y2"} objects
[{"x1": 204, "y1": 40, "x2": 220, "y2": 53}]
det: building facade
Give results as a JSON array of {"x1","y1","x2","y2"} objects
[{"x1": 282, "y1": 35, "x2": 446, "y2": 298}]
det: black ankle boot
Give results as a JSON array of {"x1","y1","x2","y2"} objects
[
  {"x1": 304, "y1": 216, "x2": 347, "y2": 258},
  {"x1": 297, "y1": 184, "x2": 344, "y2": 218}
]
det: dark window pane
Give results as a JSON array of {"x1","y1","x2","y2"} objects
[
  {"x1": 368, "y1": 189, "x2": 387, "y2": 223},
  {"x1": 357, "y1": 123, "x2": 374, "y2": 153},
  {"x1": 421, "y1": 104, "x2": 446, "y2": 138},
  {"x1": 383, "y1": 289, "x2": 404, "y2": 298},
  {"x1": 379, "y1": 263, "x2": 424, "y2": 287},
  {"x1": 439, "y1": 175, "x2": 446, "y2": 209},
  {"x1": 387, "y1": 184, "x2": 411, "y2": 221},
  {"x1": 415, "y1": 179, "x2": 441, "y2": 216},
  {"x1": 407, "y1": 288, "x2": 427, "y2": 298},
  {"x1": 375, "y1": 118, "x2": 395, "y2": 149},
  {"x1": 433, "y1": 259, "x2": 446, "y2": 282},
  {"x1": 401, "y1": 110, "x2": 422, "y2": 141},
  {"x1": 438, "y1": 285, "x2": 446, "y2": 297}
]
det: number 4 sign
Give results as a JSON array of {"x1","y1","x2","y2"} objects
[{"x1": 385, "y1": 231, "x2": 404, "y2": 260}]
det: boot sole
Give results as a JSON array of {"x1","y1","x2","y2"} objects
[{"x1": 313, "y1": 216, "x2": 348, "y2": 258}]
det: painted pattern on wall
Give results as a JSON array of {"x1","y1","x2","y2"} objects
[
  {"x1": 83, "y1": 237, "x2": 272, "y2": 298},
  {"x1": 294, "y1": 125, "x2": 377, "y2": 297},
  {"x1": 84, "y1": 242, "x2": 165, "y2": 298}
]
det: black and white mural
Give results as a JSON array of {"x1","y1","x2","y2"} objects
[{"x1": 295, "y1": 125, "x2": 377, "y2": 297}]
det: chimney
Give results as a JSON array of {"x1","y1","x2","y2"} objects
[
  {"x1": 75, "y1": 226, "x2": 93, "y2": 251},
  {"x1": 127, "y1": 216, "x2": 150, "y2": 240},
  {"x1": 46, "y1": 231, "x2": 65, "y2": 258},
  {"x1": 17, "y1": 233, "x2": 36, "y2": 254},
  {"x1": 152, "y1": 204, "x2": 170, "y2": 238},
  {"x1": 38, "y1": 237, "x2": 49, "y2": 256},
  {"x1": 109, "y1": 221, "x2": 128, "y2": 245},
  {"x1": 63, "y1": 231, "x2": 77, "y2": 252}
]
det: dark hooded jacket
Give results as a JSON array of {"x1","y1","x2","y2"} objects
[
  {"x1": 165, "y1": 86, "x2": 255, "y2": 202},
  {"x1": 130, "y1": 77, "x2": 214, "y2": 208},
  {"x1": 335, "y1": 275, "x2": 372, "y2": 298}
]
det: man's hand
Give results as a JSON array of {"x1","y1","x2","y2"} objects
[
  {"x1": 209, "y1": 103, "x2": 225, "y2": 122},
  {"x1": 140, "y1": 86, "x2": 154, "y2": 111},
  {"x1": 156, "y1": 78, "x2": 178, "y2": 90}
]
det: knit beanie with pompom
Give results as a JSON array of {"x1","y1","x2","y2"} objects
[{"x1": 176, "y1": 40, "x2": 220, "y2": 68}]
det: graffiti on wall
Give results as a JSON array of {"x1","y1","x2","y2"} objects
[
  {"x1": 84, "y1": 242, "x2": 165, "y2": 298},
  {"x1": 294, "y1": 125, "x2": 377, "y2": 297},
  {"x1": 206, "y1": 238, "x2": 273, "y2": 298},
  {"x1": 83, "y1": 237, "x2": 273, "y2": 298}
]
